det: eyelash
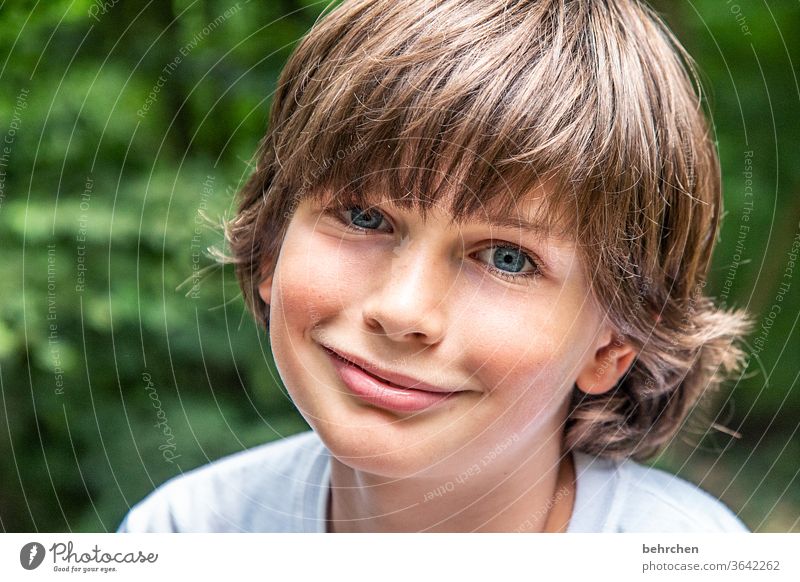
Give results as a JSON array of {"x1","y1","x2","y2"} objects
[
  {"x1": 322, "y1": 203, "x2": 544, "y2": 284},
  {"x1": 484, "y1": 252, "x2": 542, "y2": 283}
]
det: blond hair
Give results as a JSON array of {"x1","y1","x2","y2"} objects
[{"x1": 222, "y1": 0, "x2": 753, "y2": 461}]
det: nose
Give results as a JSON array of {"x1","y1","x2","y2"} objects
[{"x1": 360, "y1": 237, "x2": 448, "y2": 345}]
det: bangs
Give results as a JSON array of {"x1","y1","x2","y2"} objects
[{"x1": 264, "y1": 0, "x2": 663, "y2": 242}]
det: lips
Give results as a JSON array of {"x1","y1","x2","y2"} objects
[
  {"x1": 322, "y1": 345, "x2": 462, "y2": 413},
  {"x1": 322, "y1": 345, "x2": 456, "y2": 393}
]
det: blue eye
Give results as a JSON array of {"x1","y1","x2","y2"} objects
[
  {"x1": 323, "y1": 202, "x2": 390, "y2": 232},
  {"x1": 349, "y1": 206, "x2": 384, "y2": 230},
  {"x1": 491, "y1": 246, "x2": 527, "y2": 273},
  {"x1": 474, "y1": 244, "x2": 542, "y2": 283}
]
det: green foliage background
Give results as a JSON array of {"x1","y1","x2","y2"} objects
[{"x1": 0, "y1": 0, "x2": 797, "y2": 532}]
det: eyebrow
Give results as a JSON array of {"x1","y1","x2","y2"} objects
[
  {"x1": 482, "y1": 215, "x2": 549, "y2": 233},
  {"x1": 450, "y1": 213, "x2": 556, "y2": 238},
  {"x1": 470, "y1": 213, "x2": 576, "y2": 245}
]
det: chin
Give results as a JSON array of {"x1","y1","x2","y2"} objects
[{"x1": 310, "y1": 415, "x2": 461, "y2": 480}]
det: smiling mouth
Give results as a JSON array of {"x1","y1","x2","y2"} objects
[
  {"x1": 322, "y1": 347, "x2": 430, "y2": 392},
  {"x1": 321, "y1": 345, "x2": 461, "y2": 396},
  {"x1": 322, "y1": 345, "x2": 459, "y2": 413}
]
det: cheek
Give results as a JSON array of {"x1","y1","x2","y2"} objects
[
  {"x1": 467, "y1": 320, "x2": 560, "y2": 395},
  {"x1": 272, "y1": 226, "x2": 366, "y2": 330},
  {"x1": 455, "y1": 293, "x2": 585, "y2": 421}
]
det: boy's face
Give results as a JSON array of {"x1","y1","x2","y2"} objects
[{"x1": 258, "y1": 188, "x2": 624, "y2": 479}]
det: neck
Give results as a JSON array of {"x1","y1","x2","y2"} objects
[{"x1": 326, "y1": 437, "x2": 576, "y2": 533}]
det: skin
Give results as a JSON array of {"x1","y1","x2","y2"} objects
[{"x1": 257, "y1": 187, "x2": 637, "y2": 532}]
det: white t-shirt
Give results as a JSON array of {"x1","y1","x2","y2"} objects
[{"x1": 116, "y1": 430, "x2": 749, "y2": 533}]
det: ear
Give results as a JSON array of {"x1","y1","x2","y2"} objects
[
  {"x1": 575, "y1": 329, "x2": 638, "y2": 395},
  {"x1": 256, "y1": 272, "x2": 273, "y2": 308}
]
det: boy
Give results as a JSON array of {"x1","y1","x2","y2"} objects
[{"x1": 118, "y1": 0, "x2": 753, "y2": 532}]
